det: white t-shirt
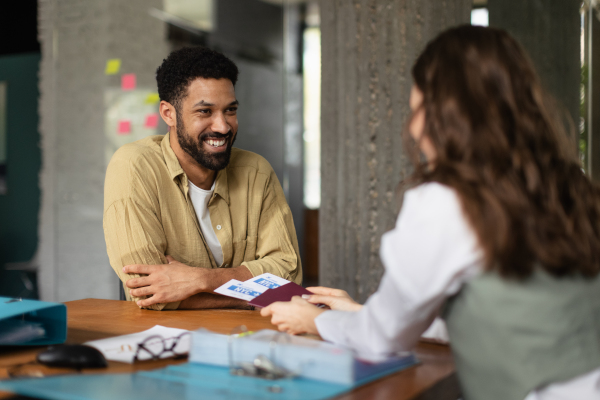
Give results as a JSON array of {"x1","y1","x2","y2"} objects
[
  {"x1": 188, "y1": 180, "x2": 224, "y2": 267},
  {"x1": 315, "y1": 182, "x2": 600, "y2": 400}
]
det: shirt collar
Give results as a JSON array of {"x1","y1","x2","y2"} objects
[
  {"x1": 161, "y1": 132, "x2": 185, "y2": 180},
  {"x1": 161, "y1": 132, "x2": 230, "y2": 204},
  {"x1": 213, "y1": 168, "x2": 229, "y2": 204}
]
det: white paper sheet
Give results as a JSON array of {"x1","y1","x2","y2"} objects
[
  {"x1": 247, "y1": 273, "x2": 290, "y2": 290},
  {"x1": 214, "y1": 279, "x2": 268, "y2": 301},
  {"x1": 85, "y1": 325, "x2": 189, "y2": 363}
]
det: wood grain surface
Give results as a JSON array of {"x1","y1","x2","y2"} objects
[{"x1": 0, "y1": 299, "x2": 459, "y2": 399}]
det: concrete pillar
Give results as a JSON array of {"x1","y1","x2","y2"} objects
[
  {"x1": 488, "y1": 0, "x2": 581, "y2": 152},
  {"x1": 38, "y1": 0, "x2": 168, "y2": 301},
  {"x1": 319, "y1": 0, "x2": 471, "y2": 301},
  {"x1": 586, "y1": 9, "x2": 600, "y2": 180}
]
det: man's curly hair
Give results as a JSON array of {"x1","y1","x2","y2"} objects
[{"x1": 156, "y1": 47, "x2": 239, "y2": 112}]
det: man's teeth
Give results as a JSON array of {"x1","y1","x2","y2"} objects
[{"x1": 206, "y1": 139, "x2": 226, "y2": 147}]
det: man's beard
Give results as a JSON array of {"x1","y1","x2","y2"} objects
[{"x1": 176, "y1": 113, "x2": 236, "y2": 171}]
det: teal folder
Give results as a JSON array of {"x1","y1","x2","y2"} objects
[
  {"x1": 0, "y1": 296, "x2": 67, "y2": 345},
  {"x1": 0, "y1": 359, "x2": 418, "y2": 400}
]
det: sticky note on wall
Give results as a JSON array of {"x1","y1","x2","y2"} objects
[
  {"x1": 121, "y1": 74, "x2": 136, "y2": 91},
  {"x1": 144, "y1": 113, "x2": 159, "y2": 128},
  {"x1": 105, "y1": 59, "x2": 121, "y2": 75},
  {"x1": 145, "y1": 93, "x2": 160, "y2": 104},
  {"x1": 118, "y1": 120, "x2": 131, "y2": 135}
]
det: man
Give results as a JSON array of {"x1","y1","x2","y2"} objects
[{"x1": 103, "y1": 47, "x2": 302, "y2": 311}]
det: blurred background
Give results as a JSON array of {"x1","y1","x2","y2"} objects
[{"x1": 0, "y1": 0, "x2": 596, "y2": 304}]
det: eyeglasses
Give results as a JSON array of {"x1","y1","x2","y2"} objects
[
  {"x1": 133, "y1": 331, "x2": 191, "y2": 362},
  {"x1": 6, "y1": 332, "x2": 191, "y2": 378}
]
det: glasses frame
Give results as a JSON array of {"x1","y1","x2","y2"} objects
[{"x1": 133, "y1": 331, "x2": 191, "y2": 362}]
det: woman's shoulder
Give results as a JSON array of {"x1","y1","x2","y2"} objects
[
  {"x1": 402, "y1": 182, "x2": 464, "y2": 220},
  {"x1": 382, "y1": 181, "x2": 483, "y2": 301}
]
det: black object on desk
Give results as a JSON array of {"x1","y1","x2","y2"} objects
[{"x1": 37, "y1": 344, "x2": 108, "y2": 369}]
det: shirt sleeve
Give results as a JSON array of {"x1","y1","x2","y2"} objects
[
  {"x1": 103, "y1": 152, "x2": 180, "y2": 311},
  {"x1": 421, "y1": 318, "x2": 450, "y2": 343},
  {"x1": 315, "y1": 183, "x2": 482, "y2": 360},
  {"x1": 241, "y1": 169, "x2": 302, "y2": 284}
]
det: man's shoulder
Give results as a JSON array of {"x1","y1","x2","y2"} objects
[
  {"x1": 228, "y1": 148, "x2": 274, "y2": 175},
  {"x1": 105, "y1": 135, "x2": 167, "y2": 203},
  {"x1": 110, "y1": 135, "x2": 165, "y2": 166}
]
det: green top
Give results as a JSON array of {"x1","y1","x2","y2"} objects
[{"x1": 444, "y1": 269, "x2": 600, "y2": 400}]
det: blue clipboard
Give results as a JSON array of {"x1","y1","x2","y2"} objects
[
  {"x1": 0, "y1": 358, "x2": 418, "y2": 400},
  {"x1": 0, "y1": 296, "x2": 67, "y2": 346}
]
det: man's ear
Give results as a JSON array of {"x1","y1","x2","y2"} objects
[{"x1": 159, "y1": 100, "x2": 177, "y2": 128}]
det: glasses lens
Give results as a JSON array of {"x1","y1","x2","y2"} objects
[
  {"x1": 137, "y1": 336, "x2": 165, "y2": 361},
  {"x1": 171, "y1": 332, "x2": 191, "y2": 356}
]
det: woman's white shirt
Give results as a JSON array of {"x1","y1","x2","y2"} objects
[{"x1": 314, "y1": 182, "x2": 600, "y2": 400}]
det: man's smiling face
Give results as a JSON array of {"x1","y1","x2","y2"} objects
[{"x1": 175, "y1": 78, "x2": 239, "y2": 171}]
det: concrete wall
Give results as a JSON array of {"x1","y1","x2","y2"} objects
[
  {"x1": 588, "y1": 8, "x2": 600, "y2": 179},
  {"x1": 38, "y1": 0, "x2": 169, "y2": 302},
  {"x1": 319, "y1": 0, "x2": 472, "y2": 302}
]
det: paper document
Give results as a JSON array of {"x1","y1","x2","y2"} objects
[
  {"x1": 214, "y1": 279, "x2": 268, "y2": 301},
  {"x1": 248, "y1": 273, "x2": 290, "y2": 290},
  {"x1": 214, "y1": 273, "x2": 294, "y2": 303},
  {"x1": 85, "y1": 325, "x2": 189, "y2": 363}
]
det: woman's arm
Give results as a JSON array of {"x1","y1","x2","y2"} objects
[
  {"x1": 314, "y1": 272, "x2": 444, "y2": 361},
  {"x1": 263, "y1": 183, "x2": 483, "y2": 359}
]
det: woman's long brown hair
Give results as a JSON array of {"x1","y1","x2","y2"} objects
[{"x1": 409, "y1": 25, "x2": 600, "y2": 279}]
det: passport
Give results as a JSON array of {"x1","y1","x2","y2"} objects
[{"x1": 248, "y1": 282, "x2": 313, "y2": 308}]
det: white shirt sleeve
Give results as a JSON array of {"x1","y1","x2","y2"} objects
[
  {"x1": 315, "y1": 183, "x2": 482, "y2": 361},
  {"x1": 315, "y1": 182, "x2": 600, "y2": 399},
  {"x1": 421, "y1": 317, "x2": 450, "y2": 343}
]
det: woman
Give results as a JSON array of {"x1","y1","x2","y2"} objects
[{"x1": 261, "y1": 25, "x2": 600, "y2": 400}]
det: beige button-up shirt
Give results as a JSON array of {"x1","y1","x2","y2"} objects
[{"x1": 103, "y1": 133, "x2": 302, "y2": 310}]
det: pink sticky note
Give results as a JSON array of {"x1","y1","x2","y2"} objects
[
  {"x1": 121, "y1": 73, "x2": 136, "y2": 91},
  {"x1": 118, "y1": 120, "x2": 131, "y2": 135},
  {"x1": 144, "y1": 113, "x2": 159, "y2": 128}
]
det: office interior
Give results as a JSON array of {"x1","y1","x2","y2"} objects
[{"x1": 0, "y1": 0, "x2": 597, "y2": 307}]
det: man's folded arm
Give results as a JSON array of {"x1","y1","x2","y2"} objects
[
  {"x1": 241, "y1": 170, "x2": 303, "y2": 284},
  {"x1": 104, "y1": 199, "x2": 181, "y2": 311}
]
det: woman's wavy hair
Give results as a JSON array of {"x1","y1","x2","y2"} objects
[{"x1": 408, "y1": 25, "x2": 600, "y2": 279}]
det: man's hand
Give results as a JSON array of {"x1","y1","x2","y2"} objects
[
  {"x1": 302, "y1": 286, "x2": 363, "y2": 312},
  {"x1": 124, "y1": 256, "x2": 203, "y2": 307},
  {"x1": 123, "y1": 256, "x2": 253, "y2": 308},
  {"x1": 260, "y1": 296, "x2": 325, "y2": 335}
]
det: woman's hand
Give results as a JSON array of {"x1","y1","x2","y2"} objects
[
  {"x1": 303, "y1": 287, "x2": 363, "y2": 312},
  {"x1": 260, "y1": 296, "x2": 325, "y2": 335}
]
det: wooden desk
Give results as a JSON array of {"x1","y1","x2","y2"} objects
[{"x1": 0, "y1": 299, "x2": 459, "y2": 400}]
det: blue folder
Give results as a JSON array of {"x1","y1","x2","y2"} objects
[
  {"x1": 0, "y1": 358, "x2": 418, "y2": 400},
  {"x1": 0, "y1": 296, "x2": 67, "y2": 346}
]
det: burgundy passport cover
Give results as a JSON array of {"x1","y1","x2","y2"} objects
[{"x1": 248, "y1": 282, "x2": 312, "y2": 308}]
